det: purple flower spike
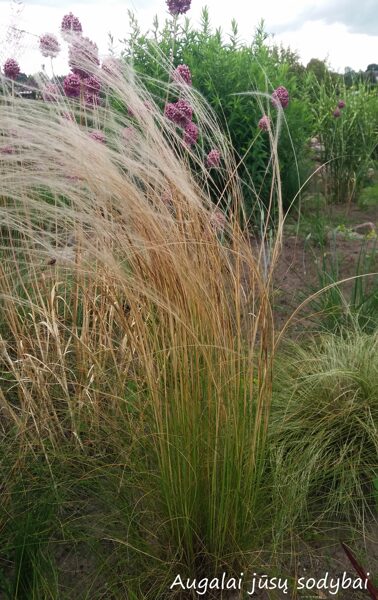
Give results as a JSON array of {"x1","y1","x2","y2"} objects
[
  {"x1": 206, "y1": 148, "x2": 221, "y2": 168},
  {"x1": 258, "y1": 115, "x2": 270, "y2": 131},
  {"x1": 68, "y1": 37, "x2": 99, "y2": 78},
  {"x1": 271, "y1": 86, "x2": 289, "y2": 109},
  {"x1": 39, "y1": 34, "x2": 61, "y2": 58},
  {"x1": 3, "y1": 58, "x2": 20, "y2": 80},
  {"x1": 89, "y1": 129, "x2": 105, "y2": 144},
  {"x1": 63, "y1": 72, "x2": 81, "y2": 98},
  {"x1": 338, "y1": 100, "x2": 346, "y2": 109},
  {"x1": 173, "y1": 64, "x2": 192, "y2": 86},
  {"x1": 166, "y1": 0, "x2": 191, "y2": 15},
  {"x1": 183, "y1": 122, "x2": 198, "y2": 146},
  {"x1": 333, "y1": 108, "x2": 341, "y2": 118},
  {"x1": 61, "y1": 12, "x2": 82, "y2": 40}
]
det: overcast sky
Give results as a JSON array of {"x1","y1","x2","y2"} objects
[{"x1": 0, "y1": 0, "x2": 377, "y2": 76}]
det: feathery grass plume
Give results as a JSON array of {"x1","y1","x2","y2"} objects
[{"x1": 0, "y1": 51, "x2": 285, "y2": 587}]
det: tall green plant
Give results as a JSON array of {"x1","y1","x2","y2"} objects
[
  {"x1": 122, "y1": 9, "x2": 313, "y2": 217},
  {"x1": 309, "y1": 74, "x2": 378, "y2": 204}
]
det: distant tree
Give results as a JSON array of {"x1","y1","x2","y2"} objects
[
  {"x1": 365, "y1": 63, "x2": 378, "y2": 85},
  {"x1": 306, "y1": 58, "x2": 328, "y2": 82}
]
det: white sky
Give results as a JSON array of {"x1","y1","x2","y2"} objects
[{"x1": 0, "y1": 0, "x2": 377, "y2": 76}]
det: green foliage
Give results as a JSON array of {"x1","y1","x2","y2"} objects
[
  {"x1": 358, "y1": 181, "x2": 378, "y2": 209},
  {"x1": 309, "y1": 239, "x2": 378, "y2": 333},
  {"x1": 271, "y1": 330, "x2": 378, "y2": 532},
  {"x1": 122, "y1": 10, "x2": 313, "y2": 216},
  {"x1": 308, "y1": 74, "x2": 378, "y2": 204}
]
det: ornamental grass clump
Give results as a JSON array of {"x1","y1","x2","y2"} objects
[
  {"x1": 0, "y1": 47, "x2": 285, "y2": 592},
  {"x1": 271, "y1": 330, "x2": 378, "y2": 533}
]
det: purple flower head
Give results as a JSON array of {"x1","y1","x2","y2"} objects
[
  {"x1": 258, "y1": 115, "x2": 270, "y2": 131},
  {"x1": 68, "y1": 36, "x2": 99, "y2": 78},
  {"x1": 61, "y1": 12, "x2": 82, "y2": 40},
  {"x1": 83, "y1": 75, "x2": 101, "y2": 95},
  {"x1": 166, "y1": 0, "x2": 191, "y2": 15},
  {"x1": 89, "y1": 129, "x2": 105, "y2": 144},
  {"x1": 39, "y1": 34, "x2": 60, "y2": 58},
  {"x1": 173, "y1": 64, "x2": 192, "y2": 86},
  {"x1": 206, "y1": 148, "x2": 221, "y2": 168},
  {"x1": 271, "y1": 86, "x2": 289, "y2": 109},
  {"x1": 333, "y1": 108, "x2": 341, "y2": 118},
  {"x1": 337, "y1": 100, "x2": 346, "y2": 109},
  {"x1": 165, "y1": 99, "x2": 193, "y2": 128},
  {"x1": 83, "y1": 76, "x2": 101, "y2": 106},
  {"x1": 42, "y1": 83, "x2": 60, "y2": 102},
  {"x1": 63, "y1": 72, "x2": 81, "y2": 98},
  {"x1": 164, "y1": 102, "x2": 177, "y2": 123},
  {"x1": 85, "y1": 92, "x2": 101, "y2": 107},
  {"x1": 183, "y1": 121, "x2": 198, "y2": 146},
  {"x1": 175, "y1": 99, "x2": 193, "y2": 127},
  {"x1": 3, "y1": 58, "x2": 20, "y2": 80}
]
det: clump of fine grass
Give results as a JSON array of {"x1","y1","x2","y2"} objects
[
  {"x1": 308, "y1": 239, "x2": 378, "y2": 334},
  {"x1": 0, "y1": 47, "x2": 285, "y2": 596},
  {"x1": 271, "y1": 329, "x2": 378, "y2": 537}
]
